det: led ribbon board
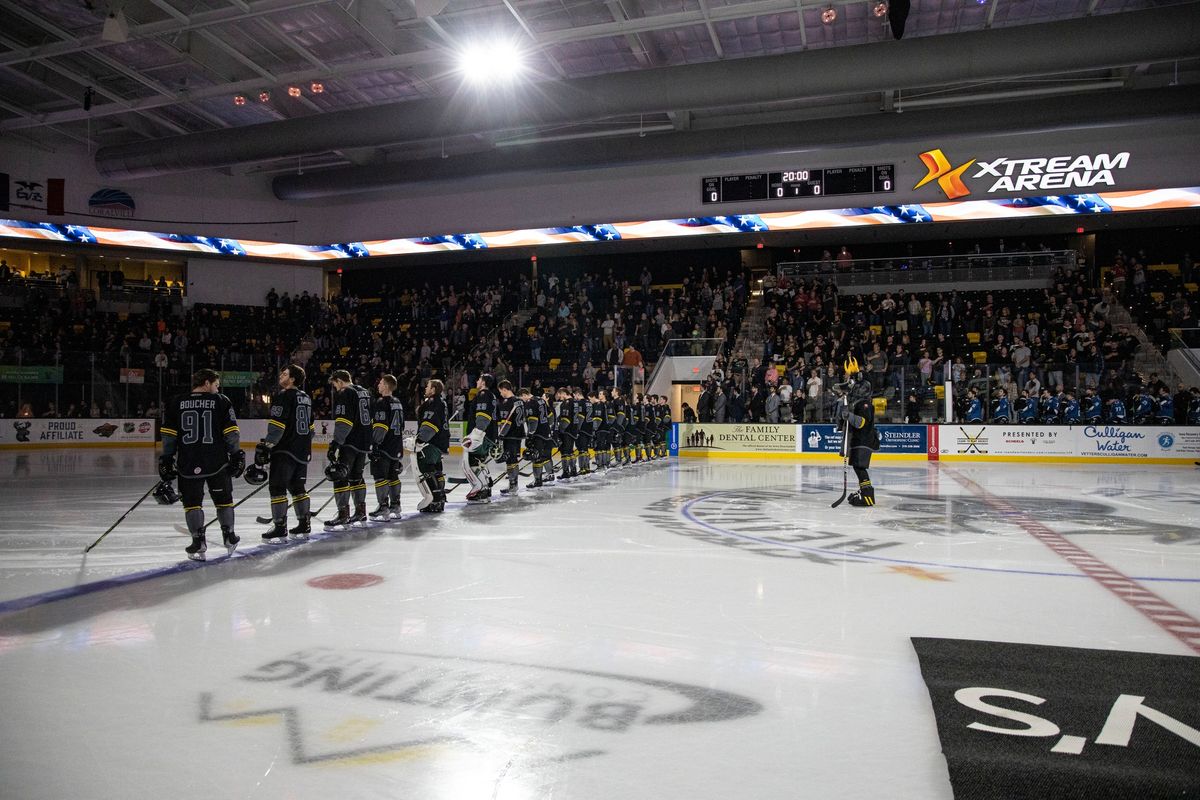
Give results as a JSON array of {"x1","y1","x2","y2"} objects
[{"x1": 1, "y1": 188, "x2": 1197, "y2": 262}]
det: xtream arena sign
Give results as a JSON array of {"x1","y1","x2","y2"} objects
[{"x1": 916, "y1": 149, "x2": 1131, "y2": 199}]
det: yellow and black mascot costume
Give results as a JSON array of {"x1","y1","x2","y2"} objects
[{"x1": 841, "y1": 357, "x2": 880, "y2": 507}]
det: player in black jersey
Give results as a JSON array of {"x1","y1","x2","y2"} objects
[
  {"x1": 369, "y1": 374, "x2": 405, "y2": 521},
  {"x1": 463, "y1": 373, "x2": 499, "y2": 503},
  {"x1": 596, "y1": 389, "x2": 613, "y2": 470},
  {"x1": 572, "y1": 387, "x2": 594, "y2": 476},
  {"x1": 633, "y1": 394, "x2": 648, "y2": 462},
  {"x1": 542, "y1": 387, "x2": 559, "y2": 484},
  {"x1": 159, "y1": 368, "x2": 243, "y2": 560},
  {"x1": 841, "y1": 362, "x2": 880, "y2": 507},
  {"x1": 556, "y1": 387, "x2": 577, "y2": 480},
  {"x1": 611, "y1": 388, "x2": 629, "y2": 465},
  {"x1": 658, "y1": 396, "x2": 672, "y2": 458},
  {"x1": 586, "y1": 388, "x2": 605, "y2": 472},
  {"x1": 326, "y1": 369, "x2": 373, "y2": 529},
  {"x1": 520, "y1": 386, "x2": 554, "y2": 488},
  {"x1": 496, "y1": 380, "x2": 525, "y2": 495},
  {"x1": 412, "y1": 378, "x2": 451, "y2": 512},
  {"x1": 259, "y1": 364, "x2": 314, "y2": 543}
]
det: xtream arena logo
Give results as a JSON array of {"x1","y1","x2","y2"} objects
[{"x1": 915, "y1": 148, "x2": 1131, "y2": 199}]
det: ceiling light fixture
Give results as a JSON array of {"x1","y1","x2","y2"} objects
[
  {"x1": 287, "y1": 86, "x2": 302, "y2": 98},
  {"x1": 458, "y1": 40, "x2": 527, "y2": 85},
  {"x1": 233, "y1": 94, "x2": 247, "y2": 106},
  {"x1": 821, "y1": 6, "x2": 837, "y2": 24},
  {"x1": 310, "y1": 81, "x2": 324, "y2": 94},
  {"x1": 874, "y1": 2, "x2": 889, "y2": 17},
  {"x1": 258, "y1": 90, "x2": 270, "y2": 103}
]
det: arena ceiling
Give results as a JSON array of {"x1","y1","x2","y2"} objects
[{"x1": 0, "y1": 0, "x2": 1197, "y2": 199}]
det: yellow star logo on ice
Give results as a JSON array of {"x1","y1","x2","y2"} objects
[{"x1": 887, "y1": 565, "x2": 951, "y2": 582}]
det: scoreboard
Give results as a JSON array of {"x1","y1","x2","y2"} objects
[{"x1": 702, "y1": 165, "x2": 894, "y2": 204}]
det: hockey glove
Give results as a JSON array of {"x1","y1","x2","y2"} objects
[
  {"x1": 158, "y1": 456, "x2": 177, "y2": 481},
  {"x1": 369, "y1": 446, "x2": 385, "y2": 466},
  {"x1": 463, "y1": 428, "x2": 484, "y2": 452},
  {"x1": 327, "y1": 442, "x2": 340, "y2": 462},
  {"x1": 254, "y1": 440, "x2": 272, "y2": 466},
  {"x1": 228, "y1": 448, "x2": 246, "y2": 478}
]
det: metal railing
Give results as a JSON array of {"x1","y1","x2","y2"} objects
[{"x1": 777, "y1": 249, "x2": 1077, "y2": 291}]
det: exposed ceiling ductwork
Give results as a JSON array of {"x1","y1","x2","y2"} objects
[
  {"x1": 94, "y1": 4, "x2": 1200, "y2": 182},
  {"x1": 271, "y1": 88, "x2": 1200, "y2": 200}
]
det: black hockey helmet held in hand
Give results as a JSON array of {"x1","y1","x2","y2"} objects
[
  {"x1": 324, "y1": 460, "x2": 350, "y2": 482},
  {"x1": 244, "y1": 463, "x2": 268, "y2": 485},
  {"x1": 152, "y1": 480, "x2": 181, "y2": 505}
]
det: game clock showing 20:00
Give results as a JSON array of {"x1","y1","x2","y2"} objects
[{"x1": 702, "y1": 164, "x2": 895, "y2": 204}]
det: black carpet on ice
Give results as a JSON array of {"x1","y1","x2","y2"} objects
[{"x1": 911, "y1": 637, "x2": 1199, "y2": 799}]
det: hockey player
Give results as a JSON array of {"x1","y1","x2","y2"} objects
[
  {"x1": 412, "y1": 379, "x2": 450, "y2": 512},
  {"x1": 160, "y1": 368, "x2": 243, "y2": 561},
  {"x1": 556, "y1": 386, "x2": 577, "y2": 480},
  {"x1": 657, "y1": 396, "x2": 671, "y2": 458},
  {"x1": 1081, "y1": 387, "x2": 1103, "y2": 424},
  {"x1": 839, "y1": 359, "x2": 879, "y2": 507},
  {"x1": 1131, "y1": 385, "x2": 1155, "y2": 424},
  {"x1": 1061, "y1": 391, "x2": 1081, "y2": 424},
  {"x1": 1188, "y1": 387, "x2": 1200, "y2": 425},
  {"x1": 521, "y1": 386, "x2": 554, "y2": 488},
  {"x1": 496, "y1": 380, "x2": 525, "y2": 495},
  {"x1": 593, "y1": 389, "x2": 611, "y2": 470},
  {"x1": 1039, "y1": 388, "x2": 1060, "y2": 423},
  {"x1": 990, "y1": 388, "x2": 1011, "y2": 424},
  {"x1": 611, "y1": 388, "x2": 630, "y2": 465},
  {"x1": 259, "y1": 364, "x2": 314, "y2": 543},
  {"x1": 573, "y1": 387, "x2": 594, "y2": 476},
  {"x1": 962, "y1": 388, "x2": 984, "y2": 423},
  {"x1": 1156, "y1": 386, "x2": 1175, "y2": 425},
  {"x1": 326, "y1": 370, "x2": 372, "y2": 529},
  {"x1": 1106, "y1": 393, "x2": 1128, "y2": 424},
  {"x1": 462, "y1": 374, "x2": 498, "y2": 503},
  {"x1": 368, "y1": 374, "x2": 405, "y2": 520},
  {"x1": 1015, "y1": 389, "x2": 1038, "y2": 423}
]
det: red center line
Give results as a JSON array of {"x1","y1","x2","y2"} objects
[{"x1": 946, "y1": 468, "x2": 1200, "y2": 656}]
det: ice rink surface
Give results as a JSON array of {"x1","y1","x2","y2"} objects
[{"x1": 0, "y1": 448, "x2": 1198, "y2": 799}]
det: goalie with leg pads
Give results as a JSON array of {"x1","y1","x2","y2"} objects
[{"x1": 462, "y1": 374, "x2": 499, "y2": 503}]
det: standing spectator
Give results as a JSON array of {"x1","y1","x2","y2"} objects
[
  {"x1": 765, "y1": 386, "x2": 780, "y2": 423},
  {"x1": 837, "y1": 246, "x2": 853, "y2": 271},
  {"x1": 806, "y1": 368, "x2": 823, "y2": 421},
  {"x1": 682, "y1": 402, "x2": 697, "y2": 423},
  {"x1": 713, "y1": 384, "x2": 728, "y2": 423}
]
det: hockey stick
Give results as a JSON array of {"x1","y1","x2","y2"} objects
[
  {"x1": 831, "y1": 410, "x2": 851, "y2": 509},
  {"x1": 254, "y1": 477, "x2": 331, "y2": 524},
  {"x1": 84, "y1": 482, "x2": 159, "y2": 553}
]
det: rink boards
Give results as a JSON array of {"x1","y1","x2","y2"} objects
[
  {"x1": 673, "y1": 423, "x2": 1200, "y2": 465},
  {"x1": 4, "y1": 417, "x2": 1196, "y2": 465}
]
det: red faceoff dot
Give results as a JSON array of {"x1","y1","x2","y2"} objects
[{"x1": 306, "y1": 573, "x2": 384, "y2": 590}]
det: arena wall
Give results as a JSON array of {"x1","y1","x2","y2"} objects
[{"x1": 4, "y1": 121, "x2": 1200, "y2": 247}]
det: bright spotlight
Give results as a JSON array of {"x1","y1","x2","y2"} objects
[{"x1": 458, "y1": 41, "x2": 526, "y2": 85}]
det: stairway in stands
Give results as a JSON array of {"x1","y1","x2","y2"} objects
[
  {"x1": 730, "y1": 281, "x2": 768, "y2": 362},
  {"x1": 1105, "y1": 289, "x2": 1182, "y2": 385}
]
